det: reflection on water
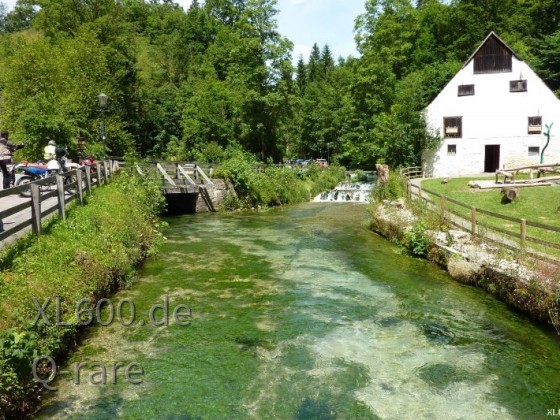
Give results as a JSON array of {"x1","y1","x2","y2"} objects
[{"x1": 38, "y1": 203, "x2": 560, "y2": 419}]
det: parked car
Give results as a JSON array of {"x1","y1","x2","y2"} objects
[{"x1": 315, "y1": 159, "x2": 328, "y2": 168}]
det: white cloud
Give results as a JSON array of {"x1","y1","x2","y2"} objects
[
  {"x1": 293, "y1": 44, "x2": 312, "y2": 61},
  {"x1": 175, "y1": 0, "x2": 193, "y2": 10}
]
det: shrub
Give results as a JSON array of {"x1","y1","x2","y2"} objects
[
  {"x1": 214, "y1": 150, "x2": 345, "y2": 209},
  {"x1": 371, "y1": 170, "x2": 407, "y2": 203},
  {"x1": 194, "y1": 141, "x2": 226, "y2": 164},
  {"x1": 404, "y1": 223, "x2": 430, "y2": 257}
]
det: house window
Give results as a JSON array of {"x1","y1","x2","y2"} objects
[
  {"x1": 510, "y1": 80, "x2": 527, "y2": 92},
  {"x1": 458, "y1": 84, "x2": 475, "y2": 96},
  {"x1": 528, "y1": 116, "x2": 542, "y2": 134},
  {"x1": 447, "y1": 145, "x2": 457, "y2": 155},
  {"x1": 528, "y1": 146, "x2": 540, "y2": 156},
  {"x1": 444, "y1": 117, "x2": 462, "y2": 138}
]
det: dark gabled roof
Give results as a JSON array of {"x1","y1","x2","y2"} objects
[{"x1": 462, "y1": 31, "x2": 521, "y2": 69}]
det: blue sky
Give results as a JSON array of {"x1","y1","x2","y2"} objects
[
  {"x1": 276, "y1": 0, "x2": 364, "y2": 63},
  {"x1": 1, "y1": 0, "x2": 364, "y2": 63}
]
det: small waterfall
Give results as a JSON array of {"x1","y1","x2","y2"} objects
[{"x1": 313, "y1": 181, "x2": 374, "y2": 203}]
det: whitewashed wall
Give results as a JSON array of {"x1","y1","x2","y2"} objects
[{"x1": 423, "y1": 56, "x2": 560, "y2": 178}]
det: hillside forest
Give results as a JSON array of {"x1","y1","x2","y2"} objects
[{"x1": 0, "y1": 0, "x2": 559, "y2": 169}]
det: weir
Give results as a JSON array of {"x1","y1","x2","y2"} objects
[{"x1": 313, "y1": 181, "x2": 374, "y2": 203}]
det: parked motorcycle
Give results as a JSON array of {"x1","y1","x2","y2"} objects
[
  {"x1": 16, "y1": 147, "x2": 78, "y2": 197},
  {"x1": 77, "y1": 155, "x2": 102, "y2": 182}
]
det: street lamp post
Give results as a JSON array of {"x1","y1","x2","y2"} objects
[
  {"x1": 76, "y1": 134, "x2": 85, "y2": 160},
  {"x1": 98, "y1": 93, "x2": 108, "y2": 159}
]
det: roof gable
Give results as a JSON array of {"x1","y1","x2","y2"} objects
[{"x1": 463, "y1": 31, "x2": 520, "y2": 72}]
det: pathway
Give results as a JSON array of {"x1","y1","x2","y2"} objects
[{"x1": 0, "y1": 173, "x2": 58, "y2": 249}]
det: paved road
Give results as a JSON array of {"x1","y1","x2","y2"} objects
[{"x1": 0, "y1": 173, "x2": 58, "y2": 249}]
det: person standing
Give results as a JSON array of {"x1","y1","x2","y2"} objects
[
  {"x1": 0, "y1": 131, "x2": 24, "y2": 189},
  {"x1": 44, "y1": 140, "x2": 56, "y2": 161}
]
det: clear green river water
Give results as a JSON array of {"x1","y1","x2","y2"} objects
[{"x1": 38, "y1": 203, "x2": 560, "y2": 419}]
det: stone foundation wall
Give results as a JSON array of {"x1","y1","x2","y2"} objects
[{"x1": 195, "y1": 179, "x2": 230, "y2": 212}]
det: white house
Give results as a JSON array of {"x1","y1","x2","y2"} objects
[{"x1": 423, "y1": 32, "x2": 560, "y2": 178}]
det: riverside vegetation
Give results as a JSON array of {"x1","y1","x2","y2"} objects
[
  {"x1": 213, "y1": 147, "x2": 346, "y2": 210},
  {"x1": 368, "y1": 170, "x2": 560, "y2": 331},
  {"x1": 0, "y1": 172, "x2": 165, "y2": 417}
]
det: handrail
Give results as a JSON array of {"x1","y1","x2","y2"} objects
[
  {"x1": 196, "y1": 165, "x2": 214, "y2": 185},
  {"x1": 400, "y1": 166, "x2": 424, "y2": 179},
  {"x1": 0, "y1": 161, "x2": 113, "y2": 248},
  {"x1": 176, "y1": 165, "x2": 197, "y2": 186},
  {"x1": 156, "y1": 163, "x2": 176, "y2": 187}
]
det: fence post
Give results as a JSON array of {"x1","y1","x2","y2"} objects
[
  {"x1": 407, "y1": 180, "x2": 412, "y2": 199},
  {"x1": 418, "y1": 184, "x2": 423, "y2": 203},
  {"x1": 95, "y1": 162, "x2": 102, "y2": 187},
  {"x1": 31, "y1": 183, "x2": 41, "y2": 235},
  {"x1": 102, "y1": 161, "x2": 109, "y2": 183},
  {"x1": 85, "y1": 165, "x2": 92, "y2": 195},
  {"x1": 56, "y1": 174, "x2": 66, "y2": 220},
  {"x1": 440, "y1": 195, "x2": 447, "y2": 224},
  {"x1": 471, "y1": 206, "x2": 477, "y2": 239},
  {"x1": 520, "y1": 218, "x2": 527, "y2": 250},
  {"x1": 76, "y1": 168, "x2": 84, "y2": 205}
]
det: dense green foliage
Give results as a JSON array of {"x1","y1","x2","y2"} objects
[
  {"x1": 0, "y1": 173, "x2": 164, "y2": 417},
  {"x1": 214, "y1": 146, "x2": 345, "y2": 208},
  {"x1": 0, "y1": 0, "x2": 559, "y2": 167}
]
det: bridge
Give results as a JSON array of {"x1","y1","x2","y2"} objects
[{"x1": 136, "y1": 162, "x2": 225, "y2": 214}]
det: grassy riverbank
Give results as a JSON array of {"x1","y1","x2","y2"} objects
[
  {"x1": 368, "y1": 171, "x2": 560, "y2": 330},
  {"x1": 0, "y1": 173, "x2": 165, "y2": 417}
]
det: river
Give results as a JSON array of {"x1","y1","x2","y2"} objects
[{"x1": 38, "y1": 203, "x2": 560, "y2": 419}]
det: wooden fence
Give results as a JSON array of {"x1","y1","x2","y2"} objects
[
  {"x1": 403, "y1": 170, "x2": 560, "y2": 261},
  {"x1": 0, "y1": 161, "x2": 113, "y2": 244},
  {"x1": 400, "y1": 166, "x2": 424, "y2": 180}
]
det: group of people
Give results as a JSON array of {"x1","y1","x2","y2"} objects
[{"x1": 0, "y1": 131, "x2": 59, "y2": 190}]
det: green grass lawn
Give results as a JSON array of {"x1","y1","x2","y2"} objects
[{"x1": 419, "y1": 177, "x2": 560, "y2": 257}]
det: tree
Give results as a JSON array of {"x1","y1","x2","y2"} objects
[
  {"x1": 307, "y1": 43, "x2": 320, "y2": 82},
  {"x1": 296, "y1": 55, "x2": 306, "y2": 94},
  {"x1": 534, "y1": 29, "x2": 560, "y2": 94},
  {"x1": 320, "y1": 44, "x2": 334, "y2": 80},
  {"x1": 0, "y1": 1, "x2": 36, "y2": 33}
]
